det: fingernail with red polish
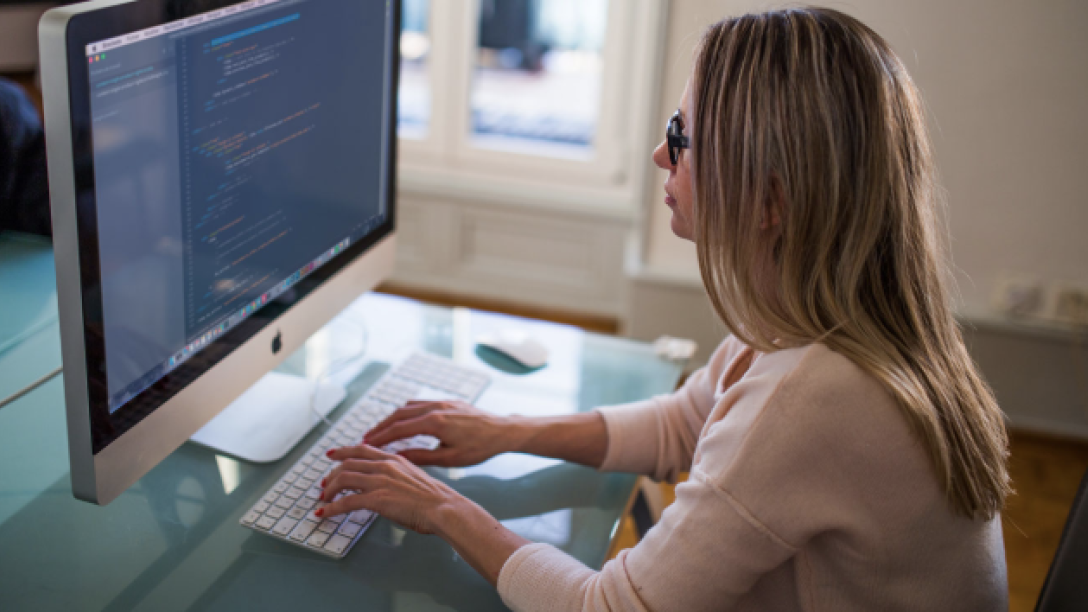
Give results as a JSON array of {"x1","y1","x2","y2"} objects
[
  {"x1": 320, "y1": 478, "x2": 326, "y2": 487},
  {"x1": 325, "y1": 449, "x2": 334, "y2": 458},
  {"x1": 314, "y1": 508, "x2": 324, "y2": 517}
]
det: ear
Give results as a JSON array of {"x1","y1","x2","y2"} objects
[{"x1": 760, "y1": 176, "x2": 786, "y2": 230}]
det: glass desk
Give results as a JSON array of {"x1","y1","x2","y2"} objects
[{"x1": 0, "y1": 233, "x2": 684, "y2": 612}]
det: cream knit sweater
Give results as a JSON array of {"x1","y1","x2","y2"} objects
[{"x1": 497, "y1": 337, "x2": 1008, "y2": 612}]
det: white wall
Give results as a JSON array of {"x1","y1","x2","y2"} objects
[
  {"x1": 641, "y1": 0, "x2": 1088, "y2": 313},
  {"x1": 628, "y1": 0, "x2": 1088, "y2": 437}
]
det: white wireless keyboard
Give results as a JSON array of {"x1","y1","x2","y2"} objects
[{"x1": 240, "y1": 352, "x2": 491, "y2": 558}]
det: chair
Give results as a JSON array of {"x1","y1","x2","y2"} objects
[{"x1": 1034, "y1": 465, "x2": 1088, "y2": 611}]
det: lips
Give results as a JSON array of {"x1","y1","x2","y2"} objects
[{"x1": 664, "y1": 189, "x2": 677, "y2": 207}]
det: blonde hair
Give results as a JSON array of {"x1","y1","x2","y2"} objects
[{"x1": 691, "y1": 7, "x2": 1010, "y2": 519}]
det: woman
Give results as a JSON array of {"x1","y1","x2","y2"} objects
[{"x1": 318, "y1": 8, "x2": 1011, "y2": 611}]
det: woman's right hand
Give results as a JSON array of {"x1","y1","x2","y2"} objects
[{"x1": 363, "y1": 400, "x2": 513, "y2": 467}]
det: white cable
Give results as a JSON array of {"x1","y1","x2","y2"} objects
[{"x1": 0, "y1": 365, "x2": 62, "y2": 411}]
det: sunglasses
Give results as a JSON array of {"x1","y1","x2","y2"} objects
[{"x1": 666, "y1": 109, "x2": 690, "y2": 165}]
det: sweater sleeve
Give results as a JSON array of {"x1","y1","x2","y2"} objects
[
  {"x1": 594, "y1": 337, "x2": 746, "y2": 482},
  {"x1": 497, "y1": 471, "x2": 798, "y2": 612}
]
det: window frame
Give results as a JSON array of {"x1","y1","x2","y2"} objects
[{"x1": 398, "y1": 0, "x2": 668, "y2": 215}]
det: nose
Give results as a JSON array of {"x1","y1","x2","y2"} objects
[{"x1": 652, "y1": 140, "x2": 672, "y2": 171}]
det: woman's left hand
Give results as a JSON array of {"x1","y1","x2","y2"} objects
[{"x1": 319, "y1": 444, "x2": 463, "y2": 534}]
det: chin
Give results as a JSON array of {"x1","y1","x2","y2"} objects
[{"x1": 670, "y1": 216, "x2": 693, "y2": 241}]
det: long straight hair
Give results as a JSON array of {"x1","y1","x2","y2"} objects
[{"x1": 691, "y1": 7, "x2": 1010, "y2": 519}]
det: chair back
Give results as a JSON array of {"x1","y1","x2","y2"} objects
[{"x1": 1035, "y1": 465, "x2": 1088, "y2": 611}]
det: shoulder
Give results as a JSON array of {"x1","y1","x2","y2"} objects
[
  {"x1": 698, "y1": 342, "x2": 928, "y2": 489},
  {"x1": 767, "y1": 343, "x2": 896, "y2": 422},
  {"x1": 692, "y1": 344, "x2": 944, "y2": 541}
]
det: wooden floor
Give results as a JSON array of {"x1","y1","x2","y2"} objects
[{"x1": 1003, "y1": 431, "x2": 1088, "y2": 611}]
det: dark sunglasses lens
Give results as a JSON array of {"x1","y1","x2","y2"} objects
[{"x1": 666, "y1": 115, "x2": 681, "y2": 165}]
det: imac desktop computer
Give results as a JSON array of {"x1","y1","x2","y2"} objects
[{"x1": 40, "y1": 0, "x2": 402, "y2": 507}]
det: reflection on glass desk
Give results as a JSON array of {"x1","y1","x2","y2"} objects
[{"x1": 0, "y1": 233, "x2": 684, "y2": 612}]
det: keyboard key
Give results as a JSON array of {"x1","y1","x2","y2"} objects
[
  {"x1": 241, "y1": 353, "x2": 489, "y2": 557},
  {"x1": 349, "y1": 509, "x2": 373, "y2": 524},
  {"x1": 256, "y1": 516, "x2": 277, "y2": 530},
  {"x1": 272, "y1": 517, "x2": 298, "y2": 536},
  {"x1": 290, "y1": 519, "x2": 318, "y2": 541},
  {"x1": 338, "y1": 521, "x2": 362, "y2": 537},
  {"x1": 324, "y1": 534, "x2": 353, "y2": 555}
]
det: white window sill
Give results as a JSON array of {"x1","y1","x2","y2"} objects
[{"x1": 396, "y1": 163, "x2": 638, "y2": 222}]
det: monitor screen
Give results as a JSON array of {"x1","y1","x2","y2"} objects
[
  {"x1": 83, "y1": 0, "x2": 390, "y2": 414},
  {"x1": 51, "y1": 0, "x2": 398, "y2": 457}
]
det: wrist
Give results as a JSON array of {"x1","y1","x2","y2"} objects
[
  {"x1": 499, "y1": 415, "x2": 537, "y2": 455},
  {"x1": 429, "y1": 495, "x2": 483, "y2": 539}
]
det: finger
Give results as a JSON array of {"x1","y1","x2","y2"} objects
[
  {"x1": 397, "y1": 447, "x2": 459, "y2": 467},
  {"x1": 317, "y1": 490, "x2": 373, "y2": 519},
  {"x1": 327, "y1": 443, "x2": 391, "y2": 463},
  {"x1": 322, "y1": 471, "x2": 379, "y2": 503},
  {"x1": 323, "y1": 457, "x2": 381, "y2": 488},
  {"x1": 364, "y1": 415, "x2": 439, "y2": 448},
  {"x1": 365, "y1": 403, "x2": 442, "y2": 442}
]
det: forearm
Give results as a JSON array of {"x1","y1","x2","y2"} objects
[
  {"x1": 432, "y1": 497, "x2": 531, "y2": 586},
  {"x1": 504, "y1": 411, "x2": 609, "y2": 469}
]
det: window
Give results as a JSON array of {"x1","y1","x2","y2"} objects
[
  {"x1": 398, "y1": 0, "x2": 431, "y2": 138},
  {"x1": 470, "y1": 0, "x2": 609, "y2": 159},
  {"x1": 397, "y1": 0, "x2": 665, "y2": 211}
]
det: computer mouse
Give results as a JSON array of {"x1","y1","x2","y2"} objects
[{"x1": 475, "y1": 329, "x2": 549, "y2": 369}]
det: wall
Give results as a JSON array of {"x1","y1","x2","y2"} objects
[
  {"x1": 628, "y1": 0, "x2": 1088, "y2": 437},
  {"x1": 639, "y1": 0, "x2": 1088, "y2": 313}
]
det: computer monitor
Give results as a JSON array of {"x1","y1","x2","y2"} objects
[{"x1": 39, "y1": 0, "x2": 400, "y2": 505}]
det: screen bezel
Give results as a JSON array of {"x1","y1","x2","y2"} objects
[{"x1": 62, "y1": 0, "x2": 399, "y2": 454}]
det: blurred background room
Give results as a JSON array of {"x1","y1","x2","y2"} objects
[{"x1": 2, "y1": 1, "x2": 1086, "y2": 610}]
